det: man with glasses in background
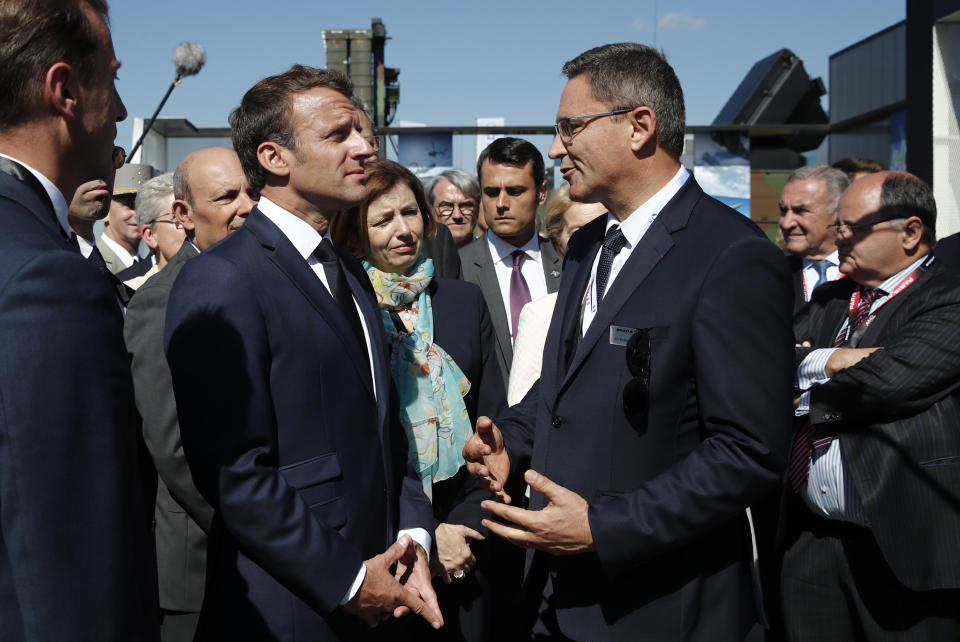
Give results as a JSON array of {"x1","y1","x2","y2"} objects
[
  {"x1": 463, "y1": 42, "x2": 794, "y2": 641},
  {"x1": 427, "y1": 169, "x2": 481, "y2": 247},
  {"x1": 120, "y1": 172, "x2": 182, "y2": 290},
  {"x1": 785, "y1": 170, "x2": 960, "y2": 641}
]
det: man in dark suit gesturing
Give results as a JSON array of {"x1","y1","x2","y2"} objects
[
  {"x1": 164, "y1": 65, "x2": 440, "y2": 641},
  {"x1": 785, "y1": 171, "x2": 960, "y2": 640},
  {"x1": 463, "y1": 43, "x2": 794, "y2": 641},
  {"x1": 0, "y1": 1, "x2": 158, "y2": 639}
]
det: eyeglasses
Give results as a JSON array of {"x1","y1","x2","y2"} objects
[
  {"x1": 826, "y1": 214, "x2": 905, "y2": 239},
  {"x1": 554, "y1": 108, "x2": 635, "y2": 143},
  {"x1": 435, "y1": 201, "x2": 476, "y2": 218},
  {"x1": 153, "y1": 215, "x2": 183, "y2": 230},
  {"x1": 622, "y1": 329, "x2": 650, "y2": 430}
]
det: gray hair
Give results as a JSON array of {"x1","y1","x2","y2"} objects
[
  {"x1": 135, "y1": 172, "x2": 174, "y2": 227},
  {"x1": 350, "y1": 95, "x2": 373, "y2": 124},
  {"x1": 561, "y1": 43, "x2": 686, "y2": 160},
  {"x1": 425, "y1": 169, "x2": 480, "y2": 206},
  {"x1": 785, "y1": 165, "x2": 851, "y2": 214}
]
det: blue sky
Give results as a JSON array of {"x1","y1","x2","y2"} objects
[{"x1": 109, "y1": 0, "x2": 904, "y2": 169}]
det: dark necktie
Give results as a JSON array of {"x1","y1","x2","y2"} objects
[
  {"x1": 87, "y1": 245, "x2": 132, "y2": 308},
  {"x1": 509, "y1": 250, "x2": 531, "y2": 341},
  {"x1": 811, "y1": 259, "x2": 831, "y2": 293},
  {"x1": 595, "y1": 225, "x2": 627, "y2": 306},
  {"x1": 313, "y1": 238, "x2": 368, "y2": 359},
  {"x1": 788, "y1": 285, "x2": 885, "y2": 493}
]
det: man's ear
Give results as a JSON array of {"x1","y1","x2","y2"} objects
[
  {"x1": 537, "y1": 180, "x2": 548, "y2": 206},
  {"x1": 45, "y1": 62, "x2": 80, "y2": 121},
  {"x1": 140, "y1": 224, "x2": 159, "y2": 250},
  {"x1": 901, "y1": 216, "x2": 924, "y2": 251},
  {"x1": 172, "y1": 199, "x2": 194, "y2": 231},
  {"x1": 257, "y1": 141, "x2": 291, "y2": 180},
  {"x1": 628, "y1": 105, "x2": 657, "y2": 153}
]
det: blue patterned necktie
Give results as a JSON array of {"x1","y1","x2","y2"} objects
[
  {"x1": 811, "y1": 259, "x2": 831, "y2": 292},
  {"x1": 596, "y1": 225, "x2": 627, "y2": 305}
]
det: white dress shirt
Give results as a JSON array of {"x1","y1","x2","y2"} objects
[
  {"x1": 795, "y1": 255, "x2": 929, "y2": 522},
  {"x1": 257, "y1": 196, "x2": 431, "y2": 602},
  {"x1": 485, "y1": 230, "x2": 549, "y2": 341},
  {"x1": 581, "y1": 166, "x2": 689, "y2": 336},
  {"x1": 0, "y1": 152, "x2": 70, "y2": 236},
  {"x1": 98, "y1": 232, "x2": 138, "y2": 268},
  {"x1": 76, "y1": 234, "x2": 95, "y2": 259},
  {"x1": 800, "y1": 250, "x2": 841, "y2": 302}
]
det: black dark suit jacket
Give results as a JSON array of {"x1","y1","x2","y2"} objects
[
  {"x1": 459, "y1": 234, "x2": 561, "y2": 383},
  {"x1": 165, "y1": 208, "x2": 434, "y2": 641},
  {"x1": 497, "y1": 177, "x2": 795, "y2": 641},
  {"x1": 125, "y1": 241, "x2": 211, "y2": 614},
  {"x1": 117, "y1": 253, "x2": 155, "y2": 281},
  {"x1": 421, "y1": 223, "x2": 463, "y2": 280},
  {"x1": 790, "y1": 259, "x2": 960, "y2": 591},
  {"x1": 0, "y1": 162, "x2": 158, "y2": 640},
  {"x1": 786, "y1": 253, "x2": 806, "y2": 314},
  {"x1": 934, "y1": 231, "x2": 960, "y2": 273}
]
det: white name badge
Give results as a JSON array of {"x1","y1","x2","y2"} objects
[{"x1": 609, "y1": 325, "x2": 639, "y2": 346}]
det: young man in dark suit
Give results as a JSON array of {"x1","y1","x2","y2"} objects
[
  {"x1": 124, "y1": 147, "x2": 255, "y2": 642},
  {"x1": 0, "y1": 1, "x2": 159, "y2": 639},
  {"x1": 164, "y1": 65, "x2": 441, "y2": 641},
  {"x1": 785, "y1": 171, "x2": 960, "y2": 640},
  {"x1": 464, "y1": 43, "x2": 794, "y2": 641},
  {"x1": 459, "y1": 138, "x2": 562, "y2": 384}
]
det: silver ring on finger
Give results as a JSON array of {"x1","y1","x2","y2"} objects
[{"x1": 453, "y1": 569, "x2": 466, "y2": 580}]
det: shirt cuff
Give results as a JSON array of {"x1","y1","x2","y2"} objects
[
  {"x1": 339, "y1": 564, "x2": 367, "y2": 605},
  {"x1": 797, "y1": 348, "x2": 836, "y2": 390},
  {"x1": 399, "y1": 527, "x2": 432, "y2": 562},
  {"x1": 795, "y1": 390, "x2": 812, "y2": 417}
]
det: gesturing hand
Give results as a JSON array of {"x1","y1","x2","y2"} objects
[
  {"x1": 462, "y1": 416, "x2": 512, "y2": 504},
  {"x1": 342, "y1": 536, "x2": 443, "y2": 629},
  {"x1": 393, "y1": 539, "x2": 443, "y2": 627},
  {"x1": 481, "y1": 470, "x2": 594, "y2": 555}
]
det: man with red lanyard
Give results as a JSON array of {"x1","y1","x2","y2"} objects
[{"x1": 782, "y1": 171, "x2": 960, "y2": 641}]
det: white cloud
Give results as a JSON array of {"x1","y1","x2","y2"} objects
[
  {"x1": 632, "y1": 18, "x2": 648, "y2": 31},
  {"x1": 657, "y1": 12, "x2": 705, "y2": 31}
]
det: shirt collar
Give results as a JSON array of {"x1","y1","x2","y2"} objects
[
  {"x1": 486, "y1": 229, "x2": 542, "y2": 266},
  {"x1": 802, "y1": 250, "x2": 839, "y2": 269},
  {"x1": 99, "y1": 231, "x2": 138, "y2": 264},
  {"x1": 257, "y1": 195, "x2": 330, "y2": 259},
  {"x1": 876, "y1": 254, "x2": 930, "y2": 294},
  {"x1": 76, "y1": 234, "x2": 95, "y2": 259},
  {"x1": 606, "y1": 165, "x2": 689, "y2": 247},
  {"x1": 0, "y1": 152, "x2": 70, "y2": 236}
]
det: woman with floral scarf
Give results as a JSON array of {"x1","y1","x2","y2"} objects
[{"x1": 332, "y1": 160, "x2": 507, "y2": 641}]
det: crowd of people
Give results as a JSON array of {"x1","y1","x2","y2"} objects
[{"x1": 2, "y1": 2, "x2": 959, "y2": 642}]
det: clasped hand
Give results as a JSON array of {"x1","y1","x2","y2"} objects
[
  {"x1": 462, "y1": 417, "x2": 595, "y2": 555},
  {"x1": 342, "y1": 535, "x2": 443, "y2": 629}
]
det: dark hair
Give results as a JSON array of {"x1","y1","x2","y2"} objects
[
  {"x1": 879, "y1": 173, "x2": 936, "y2": 246},
  {"x1": 230, "y1": 64, "x2": 354, "y2": 194},
  {"x1": 331, "y1": 159, "x2": 437, "y2": 260},
  {"x1": 0, "y1": 0, "x2": 110, "y2": 129},
  {"x1": 561, "y1": 42, "x2": 685, "y2": 160},
  {"x1": 476, "y1": 137, "x2": 544, "y2": 189},
  {"x1": 832, "y1": 156, "x2": 888, "y2": 181}
]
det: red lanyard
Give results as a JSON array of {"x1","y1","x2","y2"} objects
[{"x1": 841, "y1": 256, "x2": 933, "y2": 341}]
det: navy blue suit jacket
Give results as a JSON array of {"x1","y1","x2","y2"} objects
[
  {"x1": 498, "y1": 177, "x2": 795, "y2": 641},
  {"x1": 0, "y1": 165, "x2": 158, "y2": 640},
  {"x1": 164, "y1": 208, "x2": 434, "y2": 641}
]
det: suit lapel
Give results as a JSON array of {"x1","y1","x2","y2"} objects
[
  {"x1": 245, "y1": 210, "x2": 376, "y2": 400},
  {"x1": 857, "y1": 261, "x2": 938, "y2": 346},
  {"x1": 0, "y1": 162, "x2": 71, "y2": 247},
  {"x1": 540, "y1": 236, "x2": 562, "y2": 293},
  {"x1": 560, "y1": 219, "x2": 674, "y2": 393},
  {"x1": 467, "y1": 241, "x2": 513, "y2": 369}
]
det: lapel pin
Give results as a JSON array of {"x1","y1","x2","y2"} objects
[{"x1": 550, "y1": 270, "x2": 560, "y2": 278}]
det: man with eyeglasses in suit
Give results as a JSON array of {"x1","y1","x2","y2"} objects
[
  {"x1": 463, "y1": 42, "x2": 794, "y2": 641},
  {"x1": 783, "y1": 170, "x2": 960, "y2": 641},
  {"x1": 118, "y1": 172, "x2": 182, "y2": 290}
]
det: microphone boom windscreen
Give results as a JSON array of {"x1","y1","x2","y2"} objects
[{"x1": 173, "y1": 42, "x2": 206, "y2": 78}]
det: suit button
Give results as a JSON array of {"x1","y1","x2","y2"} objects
[{"x1": 551, "y1": 416, "x2": 562, "y2": 428}]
